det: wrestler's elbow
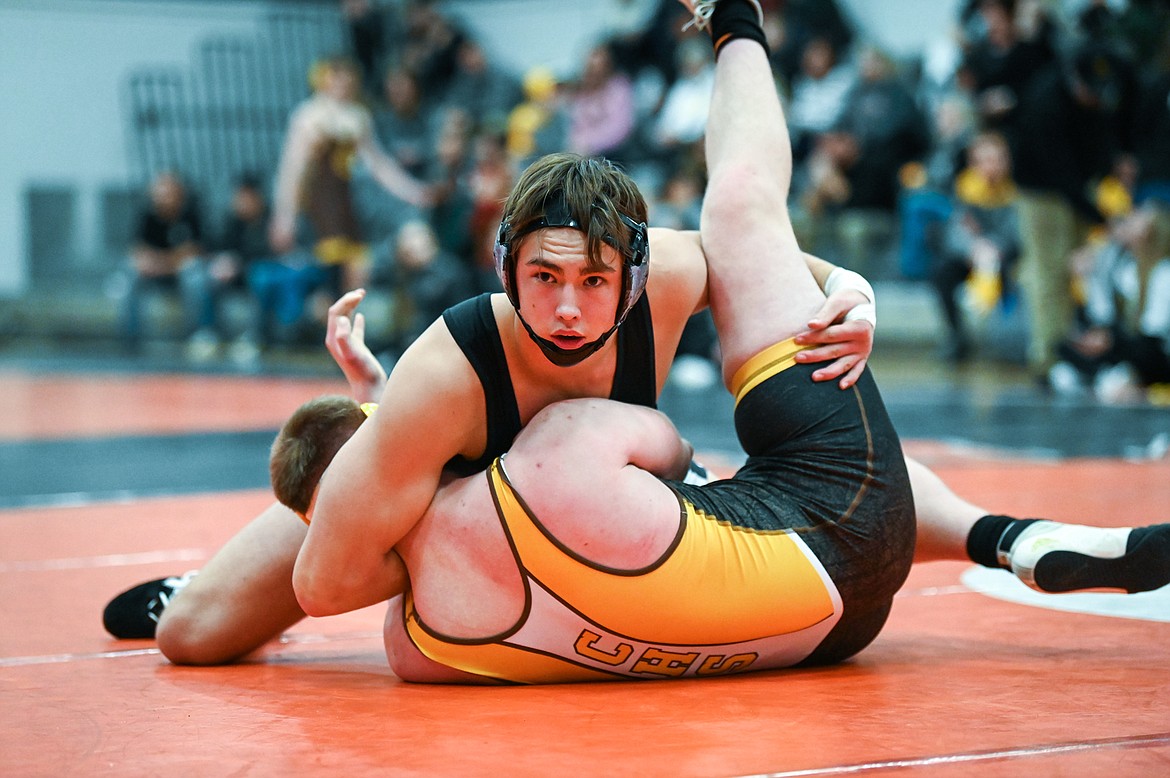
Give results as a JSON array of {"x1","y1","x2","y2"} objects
[{"x1": 292, "y1": 559, "x2": 352, "y2": 618}]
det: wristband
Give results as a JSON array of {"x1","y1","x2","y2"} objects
[{"x1": 823, "y1": 267, "x2": 876, "y2": 328}]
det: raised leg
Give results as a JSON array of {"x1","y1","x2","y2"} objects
[{"x1": 695, "y1": 13, "x2": 824, "y2": 383}]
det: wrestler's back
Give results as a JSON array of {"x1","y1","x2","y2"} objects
[{"x1": 385, "y1": 454, "x2": 686, "y2": 683}]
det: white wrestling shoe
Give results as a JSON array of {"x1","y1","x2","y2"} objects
[
  {"x1": 681, "y1": 0, "x2": 764, "y2": 32},
  {"x1": 1004, "y1": 521, "x2": 1170, "y2": 594}
]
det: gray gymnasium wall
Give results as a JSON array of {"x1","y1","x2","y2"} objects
[{"x1": 0, "y1": 0, "x2": 974, "y2": 300}]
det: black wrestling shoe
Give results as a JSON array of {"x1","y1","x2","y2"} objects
[
  {"x1": 684, "y1": 0, "x2": 765, "y2": 30},
  {"x1": 1007, "y1": 522, "x2": 1170, "y2": 594},
  {"x1": 102, "y1": 571, "x2": 197, "y2": 639}
]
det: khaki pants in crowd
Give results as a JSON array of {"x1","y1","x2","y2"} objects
[{"x1": 1015, "y1": 189, "x2": 1089, "y2": 377}]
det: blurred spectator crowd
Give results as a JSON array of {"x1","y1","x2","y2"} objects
[{"x1": 119, "y1": 0, "x2": 1170, "y2": 404}]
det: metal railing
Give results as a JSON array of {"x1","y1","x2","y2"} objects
[{"x1": 122, "y1": 6, "x2": 347, "y2": 224}]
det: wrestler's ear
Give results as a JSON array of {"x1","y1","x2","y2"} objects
[{"x1": 494, "y1": 221, "x2": 516, "y2": 304}]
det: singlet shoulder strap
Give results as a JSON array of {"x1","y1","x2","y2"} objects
[
  {"x1": 610, "y1": 293, "x2": 657, "y2": 408},
  {"x1": 441, "y1": 295, "x2": 522, "y2": 476}
]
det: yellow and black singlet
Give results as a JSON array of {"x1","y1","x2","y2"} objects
[{"x1": 403, "y1": 458, "x2": 843, "y2": 684}]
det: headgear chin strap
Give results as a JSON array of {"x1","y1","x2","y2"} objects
[
  {"x1": 517, "y1": 312, "x2": 621, "y2": 366},
  {"x1": 493, "y1": 195, "x2": 649, "y2": 367}
]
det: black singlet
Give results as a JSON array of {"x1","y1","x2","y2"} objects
[{"x1": 441, "y1": 293, "x2": 656, "y2": 477}]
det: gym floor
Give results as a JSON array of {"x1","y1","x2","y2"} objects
[{"x1": 2, "y1": 342, "x2": 1168, "y2": 776}]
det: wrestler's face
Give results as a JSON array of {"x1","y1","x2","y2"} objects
[{"x1": 514, "y1": 228, "x2": 621, "y2": 352}]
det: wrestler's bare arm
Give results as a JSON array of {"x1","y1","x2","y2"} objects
[
  {"x1": 513, "y1": 400, "x2": 691, "y2": 489},
  {"x1": 648, "y1": 227, "x2": 875, "y2": 387},
  {"x1": 646, "y1": 228, "x2": 711, "y2": 317},
  {"x1": 506, "y1": 399, "x2": 691, "y2": 566},
  {"x1": 295, "y1": 320, "x2": 485, "y2": 617}
]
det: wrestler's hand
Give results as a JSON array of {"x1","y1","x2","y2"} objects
[
  {"x1": 793, "y1": 289, "x2": 874, "y2": 390},
  {"x1": 325, "y1": 289, "x2": 388, "y2": 404}
]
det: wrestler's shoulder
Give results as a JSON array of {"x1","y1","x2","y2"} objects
[
  {"x1": 647, "y1": 228, "x2": 706, "y2": 308},
  {"x1": 391, "y1": 315, "x2": 482, "y2": 393}
]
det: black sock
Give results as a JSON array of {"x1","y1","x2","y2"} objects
[
  {"x1": 709, "y1": 0, "x2": 770, "y2": 58},
  {"x1": 1127, "y1": 525, "x2": 1156, "y2": 552},
  {"x1": 966, "y1": 515, "x2": 1040, "y2": 569}
]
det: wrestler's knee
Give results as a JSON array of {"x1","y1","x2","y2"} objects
[
  {"x1": 703, "y1": 163, "x2": 787, "y2": 231},
  {"x1": 799, "y1": 599, "x2": 894, "y2": 667},
  {"x1": 156, "y1": 588, "x2": 243, "y2": 666}
]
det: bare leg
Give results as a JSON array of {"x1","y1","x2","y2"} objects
[
  {"x1": 691, "y1": 6, "x2": 915, "y2": 665},
  {"x1": 156, "y1": 501, "x2": 307, "y2": 665},
  {"x1": 909, "y1": 458, "x2": 1170, "y2": 594},
  {"x1": 683, "y1": 3, "x2": 1170, "y2": 597},
  {"x1": 905, "y1": 457, "x2": 986, "y2": 563},
  {"x1": 700, "y1": 36, "x2": 824, "y2": 378}
]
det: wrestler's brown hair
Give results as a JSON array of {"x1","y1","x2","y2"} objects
[
  {"x1": 270, "y1": 394, "x2": 366, "y2": 516},
  {"x1": 502, "y1": 152, "x2": 648, "y2": 271}
]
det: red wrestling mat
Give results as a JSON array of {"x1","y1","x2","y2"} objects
[
  {"x1": 2, "y1": 456, "x2": 1168, "y2": 776},
  {"x1": 1, "y1": 370, "x2": 1167, "y2": 775},
  {"x1": 0, "y1": 372, "x2": 345, "y2": 439}
]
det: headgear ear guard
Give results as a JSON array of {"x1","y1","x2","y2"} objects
[{"x1": 492, "y1": 195, "x2": 649, "y2": 367}]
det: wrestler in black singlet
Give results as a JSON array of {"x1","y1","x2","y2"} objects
[{"x1": 440, "y1": 292, "x2": 656, "y2": 477}]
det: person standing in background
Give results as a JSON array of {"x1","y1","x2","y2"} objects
[{"x1": 270, "y1": 56, "x2": 431, "y2": 303}]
